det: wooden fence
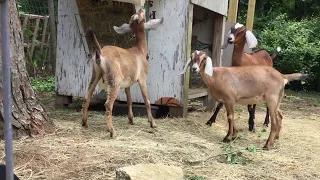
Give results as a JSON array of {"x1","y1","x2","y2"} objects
[{"x1": 20, "y1": 13, "x2": 52, "y2": 75}]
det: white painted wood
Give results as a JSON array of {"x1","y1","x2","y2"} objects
[
  {"x1": 115, "y1": 0, "x2": 146, "y2": 6},
  {"x1": 56, "y1": 0, "x2": 96, "y2": 97},
  {"x1": 191, "y1": 0, "x2": 228, "y2": 16}
]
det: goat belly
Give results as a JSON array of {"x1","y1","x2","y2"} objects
[
  {"x1": 236, "y1": 95, "x2": 266, "y2": 105},
  {"x1": 120, "y1": 77, "x2": 134, "y2": 88}
]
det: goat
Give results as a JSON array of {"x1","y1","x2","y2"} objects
[
  {"x1": 81, "y1": 8, "x2": 164, "y2": 138},
  {"x1": 180, "y1": 50, "x2": 307, "y2": 149},
  {"x1": 206, "y1": 23, "x2": 282, "y2": 132}
]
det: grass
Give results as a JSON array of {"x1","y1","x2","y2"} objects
[{"x1": 0, "y1": 89, "x2": 319, "y2": 179}]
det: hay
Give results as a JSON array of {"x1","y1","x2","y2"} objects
[
  {"x1": 0, "y1": 91, "x2": 320, "y2": 179},
  {"x1": 77, "y1": 0, "x2": 136, "y2": 49}
]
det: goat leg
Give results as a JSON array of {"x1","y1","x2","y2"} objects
[
  {"x1": 138, "y1": 79, "x2": 156, "y2": 128},
  {"x1": 223, "y1": 102, "x2": 235, "y2": 143},
  {"x1": 263, "y1": 103, "x2": 278, "y2": 150},
  {"x1": 247, "y1": 104, "x2": 256, "y2": 132},
  {"x1": 105, "y1": 86, "x2": 120, "y2": 138},
  {"x1": 82, "y1": 70, "x2": 101, "y2": 128},
  {"x1": 206, "y1": 102, "x2": 224, "y2": 126},
  {"x1": 125, "y1": 87, "x2": 134, "y2": 125},
  {"x1": 263, "y1": 108, "x2": 270, "y2": 127},
  {"x1": 274, "y1": 111, "x2": 283, "y2": 140}
]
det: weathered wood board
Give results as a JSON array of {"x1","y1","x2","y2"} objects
[{"x1": 56, "y1": 0, "x2": 92, "y2": 97}]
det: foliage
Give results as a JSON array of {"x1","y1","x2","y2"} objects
[
  {"x1": 254, "y1": 14, "x2": 320, "y2": 90},
  {"x1": 30, "y1": 76, "x2": 55, "y2": 92},
  {"x1": 221, "y1": 133, "x2": 253, "y2": 165},
  {"x1": 237, "y1": 0, "x2": 320, "y2": 91},
  {"x1": 17, "y1": 0, "x2": 58, "y2": 16}
]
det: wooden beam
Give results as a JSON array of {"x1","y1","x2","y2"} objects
[
  {"x1": 48, "y1": 0, "x2": 57, "y2": 72},
  {"x1": 29, "y1": 17, "x2": 40, "y2": 61},
  {"x1": 40, "y1": 16, "x2": 49, "y2": 54},
  {"x1": 246, "y1": 0, "x2": 256, "y2": 31},
  {"x1": 227, "y1": 0, "x2": 239, "y2": 23},
  {"x1": 182, "y1": 3, "x2": 194, "y2": 117},
  {"x1": 205, "y1": 14, "x2": 226, "y2": 111}
]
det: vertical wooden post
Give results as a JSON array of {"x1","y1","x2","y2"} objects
[
  {"x1": 29, "y1": 18, "x2": 40, "y2": 61},
  {"x1": 40, "y1": 16, "x2": 49, "y2": 55},
  {"x1": 246, "y1": 0, "x2": 256, "y2": 31},
  {"x1": 204, "y1": 14, "x2": 226, "y2": 111},
  {"x1": 227, "y1": 0, "x2": 239, "y2": 23},
  {"x1": 48, "y1": 0, "x2": 57, "y2": 72},
  {"x1": 182, "y1": 3, "x2": 194, "y2": 117}
]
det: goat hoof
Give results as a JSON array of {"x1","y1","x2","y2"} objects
[
  {"x1": 262, "y1": 145, "x2": 270, "y2": 151},
  {"x1": 110, "y1": 131, "x2": 116, "y2": 139},
  {"x1": 249, "y1": 127, "x2": 255, "y2": 133},
  {"x1": 82, "y1": 121, "x2": 88, "y2": 128},
  {"x1": 150, "y1": 122, "x2": 157, "y2": 128},
  {"x1": 128, "y1": 120, "x2": 134, "y2": 125},
  {"x1": 223, "y1": 137, "x2": 232, "y2": 143},
  {"x1": 205, "y1": 121, "x2": 213, "y2": 126}
]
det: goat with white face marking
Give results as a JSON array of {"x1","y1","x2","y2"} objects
[
  {"x1": 181, "y1": 50, "x2": 308, "y2": 150},
  {"x1": 207, "y1": 23, "x2": 282, "y2": 132},
  {"x1": 82, "y1": 8, "x2": 164, "y2": 138}
]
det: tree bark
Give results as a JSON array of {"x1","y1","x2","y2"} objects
[{"x1": 0, "y1": 0, "x2": 54, "y2": 139}]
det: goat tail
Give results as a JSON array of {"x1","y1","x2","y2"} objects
[
  {"x1": 283, "y1": 73, "x2": 308, "y2": 84},
  {"x1": 86, "y1": 27, "x2": 102, "y2": 58},
  {"x1": 270, "y1": 46, "x2": 281, "y2": 60}
]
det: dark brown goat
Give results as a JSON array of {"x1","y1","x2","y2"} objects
[{"x1": 206, "y1": 23, "x2": 281, "y2": 132}]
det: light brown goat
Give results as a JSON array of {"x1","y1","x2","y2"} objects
[
  {"x1": 81, "y1": 9, "x2": 164, "y2": 138},
  {"x1": 181, "y1": 50, "x2": 307, "y2": 149},
  {"x1": 206, "y1": 23, "x2": 281, "y2": 132}
]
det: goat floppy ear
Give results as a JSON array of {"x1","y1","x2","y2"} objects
[
  {"x1": 144, "y1": 17, "x2": 164, "y2": 30},
  {"x1": 199, "y1": 54, "x2": 213, "y2": 76},
  {"x1": 113, "y1": 23, "x2": 131, "y2": 34},
  {"x1": 245, "y1": 30, "x2": 258, "y2": 48}
]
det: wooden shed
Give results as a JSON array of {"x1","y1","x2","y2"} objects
[{"x1": 55, "y1": 0, "x2": 228, "y2": 117}]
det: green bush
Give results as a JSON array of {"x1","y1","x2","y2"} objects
[
  {"x1": 30, "y1": 76, "x2": 55, "y2": 92},
  {"x1": 253, "y1": 14, "x2": 320, "y2": 90}
]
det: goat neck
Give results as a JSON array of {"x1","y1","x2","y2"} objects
[
  {"x1": 231, "y1": 35, "x2": 246, "y2": 66},
  {"x1": 132, "y1": 24, "x2": 148, "y2": 57}
]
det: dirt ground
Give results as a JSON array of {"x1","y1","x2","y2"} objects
[{"x1": 1, "y1": 90, "x2": 320, "y2": 180}]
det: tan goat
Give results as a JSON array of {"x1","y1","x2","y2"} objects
[
  {"x1": 180, "y1": 50, "x2": 308, "y2": 149},
  {"x1": 207, "y1": 23, "x2": 281, "y2": 132},
  {"x1": 82, "y1": 9, "x2": 164, "y2": 138}
]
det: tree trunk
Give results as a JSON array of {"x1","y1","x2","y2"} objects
[{"x1": 0, "y1": 0, "x2": 54, "y2": 139}]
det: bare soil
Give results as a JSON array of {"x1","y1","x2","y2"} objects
[{"x1": 1, "y1": 90, "x2": 320, "y2": 180}]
